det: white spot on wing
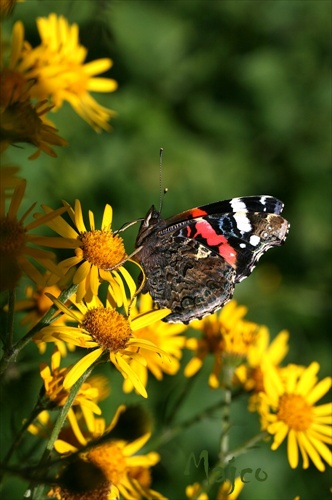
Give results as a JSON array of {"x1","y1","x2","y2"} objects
[
  {"x1": 230, "y1": 198, "x2": 248, "y2": 212},
  {"x1": 249, "y1": 235, "x2": 260, "y2": 246},
  {"x1": 233, "y1": 212, "x2": 252, "y2": 233},
  {"x1": 240, "y1": 243, "x2": 246, "y2": 248},
  {"x1": 195, "y1": 246, "x2": 211, "y2": 260}
]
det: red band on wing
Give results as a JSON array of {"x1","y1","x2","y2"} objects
[
  {"x1": 190, "y1": 208, "x2": 208, "y2": 218},
  {"x1": 194, "y1": 220, "x2": 237, "y2": 267}
]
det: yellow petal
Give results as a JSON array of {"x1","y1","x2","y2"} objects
[
  {"x1": 63, "y1": 348, "x2": 103, "y2": 389},
  {"x1": 101, "y1": 204, "x2": 113, "y2": 229},
  {"x1": 74, "y1": 199, "x2": 87, "y2": 233},
  {"x1": 131, "y1": 308, "x2": 171, "y2": 330},
  {"x1": 287, "y1": 429, "x2": 299, "y2": 468}
]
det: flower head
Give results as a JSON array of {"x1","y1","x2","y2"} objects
[
  {"x1": 235, "y1": 328, "x2": 289, "y2": 411},
  {"x1": 186, "y1": 477, "x2": 244, "y2": 500},
  {"x1": 35, "y1": 200, "x2": 131, "y2": 303},
  {"x1": 29, "y1": 349, "x2": 110, "y2": 443},
  {"x1": 123, "y1": 293, "x2": 187, "y2": 394},
  {"x1": 184, "y1": 301, "x2": 259, "y2": 388},
  {"x1": 0, "y1": 179, "x2": 65, "y2": 290},
  {"x1": 0, "y1": 69, "x2": 67, "y2": 159},
  {"x1": 52, "y1": 407, "x2": 166, "y2": 500},
  {"x1": 7, "y1": 15, "x2": 117, "y2": 131},
  {"x1": 259, "y1": 361, "x2": 332, "y2": 471},
  {"x1": 33, "y1": 290, "x2": 171, "y2": 398}
]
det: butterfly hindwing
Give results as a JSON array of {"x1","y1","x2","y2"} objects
[{"x1": 137, "y1": 235, "x2": 236, "y2": 323}]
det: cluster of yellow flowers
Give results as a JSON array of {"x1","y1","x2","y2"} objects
[{"x1": 0, "y1": 3, "x2": 331, "y2": 500}]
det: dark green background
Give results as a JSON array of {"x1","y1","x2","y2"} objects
[{"x1": 1, "y1": 1, "x2": 331, "y2": 499}]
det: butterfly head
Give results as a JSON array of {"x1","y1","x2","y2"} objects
[{"x1": 135, "y1": 205, "x2": 165, "y2": 247}]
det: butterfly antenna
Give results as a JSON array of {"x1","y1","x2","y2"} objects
[{"x1": 158, "y1": 148, "x2": 168, "y2": 213}]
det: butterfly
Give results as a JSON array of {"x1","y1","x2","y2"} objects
[{"x1": 133, "y1": 195, "x2": 289, "y2": 324}]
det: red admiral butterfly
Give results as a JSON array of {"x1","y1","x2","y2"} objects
[{"x1": 133, "y1": 195, "x2": 289, "y2": 324}]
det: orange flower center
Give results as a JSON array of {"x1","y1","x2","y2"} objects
[
  {"x1": 0, "y1": 216, "x2": 26, "y2": 255},
  {"x1": 88, "y1": 443, "x2": 127, "y2": 484},
  {"x1": 47, "y1": 482, "x2": 111, "y2": 500},
  {"x1": 81, "y1": 307, "x2": 131, "y2": 352},
  {"x1": 277, "y1": 394, "x2": 313, "y2": 431},
  {"x1": 80, "y1": 230, "x2": 126, "y2": 270}
]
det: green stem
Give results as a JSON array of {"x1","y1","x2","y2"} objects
[
  {"x1": 0, "y1": 405, "x2": 42, "y2": 482},
  {"x1": 0, "y1": 284, "x2": 77, "y2": 377},
  {"x1": 193, "y1": 431, "x2": 269, "y2": 499},
  {"x1": 148, "y1": 390, "x2": 242, "y2": 451},
  {"x1": 28, "y1": 353, "x2": 105, "y2": 500},
  {"x1": 164, "y1": 372, "x2": 199, "y2": 426},
  {"x1": 219, "y1": 385, "x2": 232, "y2": 464},
  {"x1": 5, "y1": 289, "x2": 16, "y2": 350}
]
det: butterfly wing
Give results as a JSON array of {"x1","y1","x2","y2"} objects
[
  {"x1": 134, "y1": 196, "x2": 289, "y2": 323},
  {"x1": 136, "y1": 234, "x2": 237, "y2": 323}
]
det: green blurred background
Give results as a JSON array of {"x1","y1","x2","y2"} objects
[{"x1": 1, "y1": 1, "x2": 331, "y2": 499}]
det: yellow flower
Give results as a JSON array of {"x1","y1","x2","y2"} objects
[
  {"x1": 259, "y1": 361, "x2": 332, "y2": 471},
  {"x1": 184, "y1": 301, "x2": 259, "y2": 388},
  {"x1": 186, "y1": 477, "x2": 244, "y2": 500},
  {"x1": 186, "y1": 483, "x2": 208, "y2": 500},
  {"x1": 28, "y1": 349, "x2": 109, "y2": 444},
  {"x1": 53, "y1": 407, "x2": 167, "y2": 500},
  {"x1": 0, "y1": 179, "x2": 65, "y2": 290},
  {"x1": 9, "y1": 15, "x2": 117, "y2": 131},
  {"x1": 234, "y1": 328, "x2": 289, "y2": 411},
  {"x1": 35, "y1": 199, "x2": 131, "y2": 303},
  {"x1": 216, "y1": 477, "x2": 245, "y2": 500},
  {"x1": 0, "y1": 164, "x2": 23, "y2": 194},
  {"x1": 0, "y1": 69, "x2": 68, "y2": 159},
  {"x1": 5, "y1": 277, "x2": 76, "y2": 355},
  {"x1": 33, "y1": 290, "x2": 171, "y2": 398},
  {"x1": 122, "y1": 293, "x2": 187, "y2": 394}
]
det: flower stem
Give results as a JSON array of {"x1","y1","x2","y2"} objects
[
  {"x1": 5, "y1": 289, "x2": 16, "y2": 350},
  {"x1": 0, "y1": 284, "x2": 78, "y2": 377},
  {"x1": 26, "y1": 358, "x2": 97, "y2": 500}
]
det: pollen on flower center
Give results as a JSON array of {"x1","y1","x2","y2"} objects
[
  {"x1": 88, "y1": 443, "x2": 127, "y2": 484},
  {"x1": 277, "y1": 394, "x2": 313, "y2": 431},
  {"x1": 0, "y1": 216, "x2": 26, "y2": 254},
  {"x1": 81, "y1": 308, "x2": 132, "y2": 351},
  {"x1": 80, "y1": 230, "x2": 126, "y2": 269}
]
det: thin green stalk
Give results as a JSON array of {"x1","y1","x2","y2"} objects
[
  {"x1": 28, "y1": 353, "x2": 106, "y2": 500},
  {"x1": 164, "y1": 371, "x2": 199, "y2": 426},
  {"x1": 0, "y1": 284, "x2": 78, "y2": 377},
  {"x1": 5, "y1": 289, "x2": 16, "y2": 350},
  {"x1": 219, "y1": 385, "x2": 232, "y2": 464}
]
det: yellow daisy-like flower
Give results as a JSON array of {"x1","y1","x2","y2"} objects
[
  {"x1": 6, "y1": 277, "x2": 75, "y2": 355},
  {"x1": 28, "y1": 349, "x2": 109, "y2": 444},
  {"x1": 53, "y1": 407, "x2": 166, "y2": 500},
  {"x1": 0, "y1": 69, "x2": 68, "y2": 159},
  {"x1": 35, "y1": 199, "x2": 131, "y2": 303},
  {"x1": 33, "y1": 290, "x2": 171, "y2": 398},
  {"x1": 0, "y1": 164, "x2": 23, "y2": 194},
  {"x1": 186, "y1": 483, "x2": 208, "y2": 500},
  {"x1": 9, "y1": 15, "x2": 117, "y2": 131},
  {"x1": 184, "y1": 301, "x2": 259, "y2": 388},
  {"x1": 186, "y1": 477, "x2": 244, "y2": 500},
  {"x1": 234, "y1": 328, "x2": 289, "y2": 411},
  {"x1": 259, "y1": 361, "x2": 332, "y2": 471},
  {"x1": 216, "y1": 477, "x2": 245, "y2": 500},
  {"x1": 123, "y1": 293, "x2": 187, "y2": 394},
  {"x1": 0, "y1": 179, "x2": 65, "y2": 290}
]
